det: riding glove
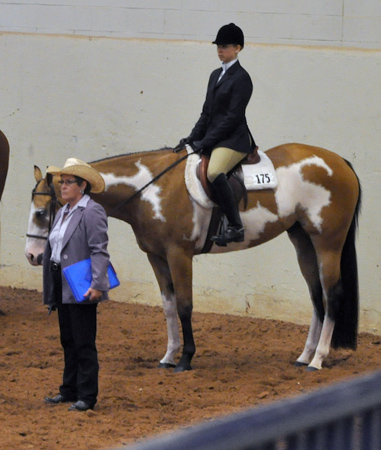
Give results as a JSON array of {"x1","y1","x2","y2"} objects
[
  {"x1": 173, "y1": 137, "x2": 190, "y2": 153},
  {"x1": 189, "y1": 141, "x2": 203, "y2": 154}
]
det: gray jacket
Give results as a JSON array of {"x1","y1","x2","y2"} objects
[{"x1": 43, "y1": 198, "x2": 110, "y2": 306}]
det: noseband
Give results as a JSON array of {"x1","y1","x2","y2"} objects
[{"x1": 26, "y1": 180, "x2": 63, "y2": 240}]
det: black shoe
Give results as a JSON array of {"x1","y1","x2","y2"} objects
[
  {"x1": 44, "y1": 394, "x2": 75, "y2": 405},
  {"x1": 68, "y1": 400, "x2": 93, "y2": 412},
  {"x1": 211, "y1": 174, "x2": 244, "y2": 246},
  {"x1": 211, "y1": 225, "x2": 245, "y2": 246}
]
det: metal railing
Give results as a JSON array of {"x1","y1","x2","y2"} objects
[{"x1": 115, "y1": 370, "x2": 381, "y2": 450}]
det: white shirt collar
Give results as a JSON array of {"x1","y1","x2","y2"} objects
[
  {"x1": 222, "y1": 58, "x2": 238, "y2": 72},
  {"x1": 63, "y1": 194, "x2": 90, "y2": 218}
]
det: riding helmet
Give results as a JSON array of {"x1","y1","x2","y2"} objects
[{"x1": 212, "y1": 23, "x2": 244, "y2": 48}]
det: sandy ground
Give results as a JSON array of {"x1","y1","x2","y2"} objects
[{"x1": 0, "y1": 285, "x2": 380, "y2": 450}]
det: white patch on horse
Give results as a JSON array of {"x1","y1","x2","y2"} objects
[
  {"x1": 275, "y1": 156, "x2": 332, "y2": 232},
  {"x1": 25, "y1": 204, "x2": 48, "y2": 260},
  {"x1": 101, "y1": 161, "x2": 165, "y2": 222},
  {"x1": 160, "y1": 292, "x2": 181, "y2": 366},
  {"x1": 241, "y1": 202, "x2": 278, "y2": 240},
  {"x1": 187, "y1": 199, "x2": 212, "y2": 250}
]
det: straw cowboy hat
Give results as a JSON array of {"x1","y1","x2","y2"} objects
[{"x1": 47, "y1": 158, "x2": 105, "y2": 194}]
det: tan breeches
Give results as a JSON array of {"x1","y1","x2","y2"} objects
[{"x1": 207, "y1": 147, "x2": 247, "y2": 183}]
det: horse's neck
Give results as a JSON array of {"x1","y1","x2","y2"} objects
[
  {"x1": 89, "y1": 154, "x2": 149, "y2": 222},
  {"x1": 89, "y1": 149, "x2": 181, "y2": 223}
]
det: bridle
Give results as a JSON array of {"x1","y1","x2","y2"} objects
[{"x1": 26, "y1": 180, "x2": 63, "y2": 240}]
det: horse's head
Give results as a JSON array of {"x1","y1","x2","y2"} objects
[{"x1": 25, "y1": 166, "x2": 63, "y2": 266}]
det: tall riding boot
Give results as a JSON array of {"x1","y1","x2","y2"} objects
[{"x1": 210, "y1": 173, "x2": 244, "y2": 246}]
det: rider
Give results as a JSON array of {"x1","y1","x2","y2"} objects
[{"x1": 175, "y1": 23, "x2": 256, "y2": 246}]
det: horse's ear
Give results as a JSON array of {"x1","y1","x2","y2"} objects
[
  {"x1": 46, "y1": 172, "x2": 54, "y2": 186},
  {"x1": 34, "y1": 165, "x2": 42, "y2": 183}
]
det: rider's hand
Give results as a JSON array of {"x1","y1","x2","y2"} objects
[
  {"x1": 173, "y1": 138, "x2": 190, "y2": 153},
  {"x1": 190, "y1": 141, "x2": 203, "y2": 154}
]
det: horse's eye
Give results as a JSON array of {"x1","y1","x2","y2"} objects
[{"x1": 35, "y1": 208, "x2": 47, "y2": 219}]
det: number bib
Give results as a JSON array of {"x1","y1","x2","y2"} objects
[{"x1": 241, "y1": 151, "x2": 278, "y2": 190}]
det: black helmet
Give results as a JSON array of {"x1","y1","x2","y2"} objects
[{"x1": 212, "y1": 23, "x2": 244, "y2": 48}]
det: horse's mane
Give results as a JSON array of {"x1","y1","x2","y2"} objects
[{"x1": 90, "y1": 147, "x2": 172, "y2": 164}]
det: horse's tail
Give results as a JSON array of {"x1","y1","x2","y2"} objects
[{"x1": 331, "y1": 160, "x2": 362, "y2": 349}]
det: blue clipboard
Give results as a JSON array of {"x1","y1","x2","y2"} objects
[{"x1": 63, "y1": 258, "x2": 120, "y2": 302}]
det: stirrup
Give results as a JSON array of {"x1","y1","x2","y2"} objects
[{"x1": 211, "y1": 226, "x2": 244, "y2": 247}]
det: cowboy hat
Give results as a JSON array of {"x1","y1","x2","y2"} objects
[{"x1": 46, "y1": 158, "x2": 105, "y2": 194}]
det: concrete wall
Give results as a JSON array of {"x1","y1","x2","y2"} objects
[
  {"x1": 1, "y1": 31, "x2": 380, "y2": 334},
  {"x1": 0, "y1": 1, "x2": 380, "y2": 333},
  {"x1": 0, "y1": 0, "x2": 381, "y2": 49}
]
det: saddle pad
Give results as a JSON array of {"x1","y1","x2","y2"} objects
[
  {"x1": 242, "y1": 151, "x2": 278, "y2": 190},
  {"x1": 184, "y1": 146, "x2": 278, "y2": 209},
  {"x1": 185, "y1": 146, "x2": 215, "y2": 209}
]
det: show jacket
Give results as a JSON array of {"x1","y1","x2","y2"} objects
[
  {"x1": 189, "y1": 60, "x2": 256, "y2": 154},
  {"x1": 43, "y1": 199, "x2": 110, "y2": 306}
]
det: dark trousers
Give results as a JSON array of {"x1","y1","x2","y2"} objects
[{"x1": 52, "y1": 267, "x2": 99, "y2": 407}]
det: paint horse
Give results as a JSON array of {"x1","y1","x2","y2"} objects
[
  {"x1": 0, "y1": 130, "x2": 9, "y2": 201},
  {"x1": 0, "y1": 130, "x2": 10, "y2": 315},
  {"x1": 25, "y1": 143, "x2": 361, "y2": 371}
]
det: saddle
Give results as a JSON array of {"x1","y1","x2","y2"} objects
[
  {"x1": 197, "y1": 147, "x2": 260, "y2": 253},
  {"x1": 197, "y1": 146, "x2": 260, "y2": 206}
]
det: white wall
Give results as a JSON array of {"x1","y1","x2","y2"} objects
[
  {"x1": 0, "y1": 0, "x2": 381, "y2": 49},
  {"x1": 0, "y1": 31, "x2": 380, "y2": 334}
]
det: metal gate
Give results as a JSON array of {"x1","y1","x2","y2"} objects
[{"x1": 116, "y1": 370, "x2": 381, "y2": 450}]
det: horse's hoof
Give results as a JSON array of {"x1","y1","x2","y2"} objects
[
  {"x1": 306, "y1": 365, "x2": 319, "y2": 372},
  {"x1": 294, "y1": 361, "x2": 308, "y2": 367},
  {"x1": 174, "y1": 364, "x2": 192, "y2": 373},
  {"x1": 157, "y1": 362, "x2": 176, "y2": 369}
]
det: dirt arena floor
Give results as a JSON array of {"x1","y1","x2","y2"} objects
[{"x1": 1, "y1": 285, "x2": 380, "y2": 450}]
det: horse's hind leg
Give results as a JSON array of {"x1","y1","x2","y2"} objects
[
  {"x1": 295, "y1": 310, "x2": 323, "y2": 367},
  {"x1": 147, "y1": 253, "x2": 181, "y2": 368},
  {"x1": 307, "y1": 245, "x2": 344, "y2": 370},
  {"x1": 287, "y1": 224, "x2": 324, "y2": 367}
]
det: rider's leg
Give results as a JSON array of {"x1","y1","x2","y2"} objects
[{"x1": 207, "y1": 147, "x2": 246, "y2": 245}]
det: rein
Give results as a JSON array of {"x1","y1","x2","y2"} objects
[
  {"x1": 26, "y1": 181, "x2": 63, "y2": 240},
  {"x1": 107, "y1": 150, "x2": 193, "y2": 217}
]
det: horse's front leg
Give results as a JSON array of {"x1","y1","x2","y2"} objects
[
  {"x1": 147, "y1": 253, "x2": 181, "y2": 368},
  {"x1": 167, "y1": 247, "x2": 195, "y2": 373}
]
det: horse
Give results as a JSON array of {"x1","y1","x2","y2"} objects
[
  {"x1": 25, "y1": 143, "x2": 361, "y2": 372},
  {"x1": 0, "y1": 130, "x2": 9, "y2": 201},
  {"x1": 0, "y1": 130, "x2": 10, "y2": 315}
]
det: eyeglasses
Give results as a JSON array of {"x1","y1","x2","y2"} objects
[{"x1": 58, "y1": 179, "x2": 78, "y2": 186}]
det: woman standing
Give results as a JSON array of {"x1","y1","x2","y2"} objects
[
  {"x1": 42, "y1": 158, "x2": 109, "y2": 412},
  {"x1": 177, "y1": 23, "x2": 256, "y2": 245}
]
